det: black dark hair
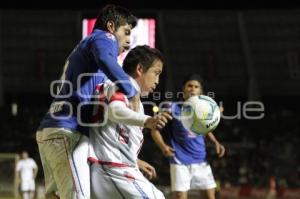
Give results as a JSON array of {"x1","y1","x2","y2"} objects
[
  {"x1": 123, "y1": 45, "x2": 164, "y2": 75},
  {"x1": 182, "y1": 73, "x2": 203, "y2": 87},
  {"x1": 93, "y1": 4, "x2": 137, "y2": 31}
]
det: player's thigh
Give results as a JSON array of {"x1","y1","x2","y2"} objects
[
  {"x1": 72, "y1": 134, "x2": 90, "y2": 198},
  {"x1": 45, "y1": 137, "x2": 76, "y2": 199},
  {"x1": 173, "y1": 191, "x2": 188, "y2": 199},
  {"x1": 91, "y1": 165, "x2": 165, "y2": 199},
  {"x1": 56, "y1": 134, "x2": 89, "y2": 199},
  {"x1": 170, "y1": 164, "x2": 192, "y2": 192},
  {"x1": 22, "y1": 180, "x2": 35, "y2": 192},
  {"x1": 190, "y1": 162, "x2": 216, "y2": 190},
  {"x1": 41, "y1": 131, "x2": 87, "y2": 199},
  {"x1": 20, "y1": 182, "x2": 30, "y2": 192},
  {"x1": 37, "y1": 137, "x2": 58, "y2": 195},
  {"x1": 131, "y1": 168, "x2": 165, "y2": 199},
  {"x1": 90, "y1": 164, "x2": 124, "y2": 199},
  {"x1": 205, "y1": 188, "x2": 216, "y2": 199}
]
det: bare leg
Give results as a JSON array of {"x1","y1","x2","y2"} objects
[
  {"x1": 200, "y1": 188, "x2": 216, "y2": 199},
  {"x1": 29, "y1": 191, "x2": 35, "y2": 199},
  {"x1": 22, "y1": 192, "x2": 29, "y2": 199},
  {"x1": 173, "y1": 191, "x2": 188, "y2": 199}
]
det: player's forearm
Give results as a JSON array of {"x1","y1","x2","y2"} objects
[
  {"x1": 108, "y1": 101, "x2": 150, "y2": 127},
  {"x1": 33, "y1": 169, "x2": 38, "y2": 178},
  {"x1": 151, "y1": 130, "x2": 167, "y2": 150},
  {"x1": 207, "y1": 132, "x2": 219, "y2": 144}
]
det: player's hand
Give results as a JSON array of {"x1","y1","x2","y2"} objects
[
  {"x1": 144, "y1": 111, "x2": 172, "y2": 130},
  {"x1": 137, "y1": 159, "x2": 157, "y2": 180},
  {"x1": 215, "y1": 142, "x2": 225, "y2": 158},
  {"x1": 161, "y1": 145, "x2": 175, "y2": 157},
  {"x1": 219, "y1": 106, "x2": 224, "y2": 113},
  {"x1": 154, "y1": 111, "x2": 173, "y2": 129}
]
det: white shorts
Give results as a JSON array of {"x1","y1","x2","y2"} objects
[
  {"x1": 36, "y1": 128, "x2": 90, "y2": 199},
  {"x1": 170, "y1": 162, "x2": 216, "y2": 192},
  {"x1": 21, "y1": 179, "x2": 35, "y2": 192},
  {"x1": 90, "y1": 163, "x2": 165, "y2": 199}
]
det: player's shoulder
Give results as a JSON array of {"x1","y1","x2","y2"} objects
[
  {"x1": 102, "y1": 81, "x2": 128, "y2": 102},
  {"x1": 16, "y1": 160, "x2": 23, "y2": 166},
  {"x1": 25, "y1": 158, "x2": 36, "y2": 164},
  {"x1": 28, "y1": 158, "x2": 38, "y2": 167},
  {"x1": 92, "y1": 29, "x2": 117, "y2": 42}
]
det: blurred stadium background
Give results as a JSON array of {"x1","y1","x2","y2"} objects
[{"x1": 0, "y1": 0, "x2": 300, "y2": 198}]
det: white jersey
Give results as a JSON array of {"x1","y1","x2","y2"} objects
[
  {"x1": 88, "y1": 78, "x2": 146, "y2": 167},
  {"x1": 16, "y1": 158, "x2": 37, "y2": 182},
  {"x1": 88, "y1": 78, "x2": 165, "y2": 199}
]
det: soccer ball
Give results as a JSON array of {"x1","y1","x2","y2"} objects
[{"x1": 180, "y1": 95, "x2": 221, "y2": 135}]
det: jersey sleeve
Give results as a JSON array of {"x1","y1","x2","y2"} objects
[
  {"x1": 103, "y1": 83, "x2": 150, "y2": 127},
  {"x1": 91, "y1": 35, "x2": 137, "y2": 99},
  {"x1": 30, "y1": 159, "x2": 38, "y2": 169},
  {"x1": 108, "y1": 101, "x2": 150, "y2": 127},
  {"x1": 16, "y1": 162, "x2": 21, "y2": 171}
]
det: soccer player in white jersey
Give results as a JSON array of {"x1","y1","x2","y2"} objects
[
  {"x1": 16, "y1": 151, "x2": 38, "y2": 199},
  {"x1": 88, "y1": 45, "x2": 170, "y2": 199}
]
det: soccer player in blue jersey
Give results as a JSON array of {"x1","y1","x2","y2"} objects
[
  {"x1": 151, "y1": 74, "x2": 225, "y2": 199},
  {"x1": 36, "y1": 5, "x2": 167, "y2": 199}
]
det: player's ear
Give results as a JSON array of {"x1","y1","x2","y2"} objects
[
  {"x1": 106, "y1": 21, "x2": 115, "y2": 33},
  {"x1": 136, "y1": 64, "x2": 143, "y2": 77}
]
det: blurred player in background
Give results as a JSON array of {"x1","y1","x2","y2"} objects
[
  {"x1": 88, "y1": 45, "x2": 172, "y2": 199},
  {"x1": 36, "y1": 4, "x2": 142, "y2": 199},
  {"x1": 266, "y1": 175, "x2": 277, "y2": 199},
  {"x1": 16, "y1": 151, "x2": 38, "y2": 199},
  {"x1": 151, "y1": 74, "x2": 225, "y2": 199}
]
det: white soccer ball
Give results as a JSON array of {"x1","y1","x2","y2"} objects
[{"x1": 180, "y1": 95, "x2": 221, "y2": 135}]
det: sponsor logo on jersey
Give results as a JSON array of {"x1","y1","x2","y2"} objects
[{"x1": 106, "y1": 33, "x2": 116, "y2": 41}]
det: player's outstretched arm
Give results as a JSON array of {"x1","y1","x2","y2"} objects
[
  {"x1": 206, "y1": 132, "x2": 225, "y2": 158},
  {"x1": 105, "y1": 84, "x2": 172, "y2": 129},
  {"x1": 151, "y1": 129, "x2": 175, "y2": 157},
  {"x1": 108, "y1": 100, "x2": 150, "y2": 127},
  {"x1": 108, "y1": 101, "x2": 172, "y2": 130}
]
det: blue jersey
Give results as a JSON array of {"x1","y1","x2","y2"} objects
[
  {"x1": 39, "y1": 29, "x2": 137, "y2": 136},
  {"x1": 168, "y1": 102, "x2": 206, "y2": 165}
]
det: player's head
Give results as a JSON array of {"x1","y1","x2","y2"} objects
[
  {"x1": 182, "y1": 73, "x2": 203, "y2": 100},
  {"x1": 93, "y1": 4, "x2": 137, "y2": 54},
  {"x1": 20, "y1": 151, "x2": 28, "y2": 159},
  {"x1": 123, "y1": 45, "x2": 164, "y2": 96}
]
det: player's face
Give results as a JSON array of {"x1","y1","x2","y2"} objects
[
  {"x1": 183, "y1": 80, "x2": 203, "y2": 100},
  {"x1": 139, "y1": 60, "x2": 163, "y2": 97},
  {"x1": 21, "y1": 152, "x2": 28, "y2": 159},
  {"x1": 114, "y1": 23, "x2": 132, "y2": 55}
]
